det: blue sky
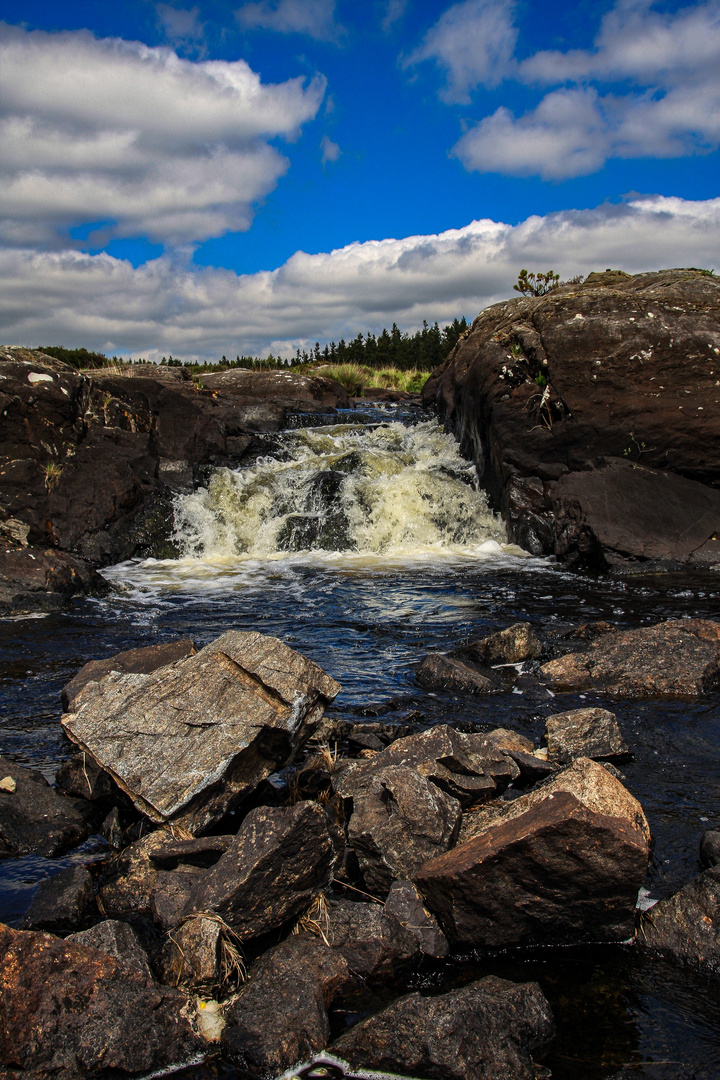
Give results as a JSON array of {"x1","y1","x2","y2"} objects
[{"x1": 1, "y1": 0, "x2": 719, "y2": 360}]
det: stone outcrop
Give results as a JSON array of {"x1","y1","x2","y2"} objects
[
  {"x1": 62, "y1": 630, "x2": 340, "y2": 833},
  {"x1": 540, "y1": 618, "x2": 720, "y2": 698},
  {"x1": 423, "y1": 269, "x2": 720, "y2": 569},
  {"x1": 0, "y1": 923, "x2": 202, "y2": 1079},
  {"x1": 332, "y1": 976, "x2": 555, "y2": 1080}
]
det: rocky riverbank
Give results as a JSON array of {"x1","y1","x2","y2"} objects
[
  {"x1": 422, "y1": 268, "x2": 720, "y2": 571},
  {"x1": 2, "y1": 619, "x2": 720, "y2": 1079}
]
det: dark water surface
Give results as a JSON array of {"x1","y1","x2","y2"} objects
[{"x1": 2, "y1": 413, "x2": 720, "y2": 1079}]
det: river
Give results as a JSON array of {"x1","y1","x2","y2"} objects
[{"x1": 2, "y1": 406, "x2": 720, "y2": 1078}]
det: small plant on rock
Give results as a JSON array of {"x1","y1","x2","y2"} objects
[{"x1": 514, "y1": 269, "x2": 560, "y2": 297}]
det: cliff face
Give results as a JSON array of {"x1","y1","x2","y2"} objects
[{"x1": 423, "y1": 269, "x2": 720, "y2": 570}]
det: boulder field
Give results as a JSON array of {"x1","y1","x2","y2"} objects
[
  {"x1": 422, "y1": 268, "x2": 720, "y2": 570},
  {"x1": 0, "y1": 348, "x2": 349, "y2": 612}
]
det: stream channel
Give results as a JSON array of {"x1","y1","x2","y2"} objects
[{"x1": 2, "y1": 404, "x2": 720, "y2": 1079}]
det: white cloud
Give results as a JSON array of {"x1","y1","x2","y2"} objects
[
  {"x1": 155, "y1": 5, "x2": 206, "y2": 54},
  {"x1": 0, "y1": 24, "x2": 325, "y2": 247},
  {"x1": 453, "y1": 0, "x2": 720, "y2": 178},
  {"x1": 2, "y1": 196, "x2": 718, "y2": 361},
  {"x1": 403, "y1": 0, "x2": 517, "y2": 103},
  {"x1": 236, "y1": 0, "x2": 343, "y2": 41},
  {"x1": 320, "y1": 134, "x2": 341, "y2": 166}
]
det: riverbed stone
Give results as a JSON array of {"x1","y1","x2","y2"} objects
[
  {"x1": 459, "y1": 756, "x2": 651, "y2": 849},
  {"x1": 384, "y1": 879, "x2": 449, "y2": 959},
  {"x1": 701, "y1": 830, "x2": 720, "y2": 868},
  {"x1": 160, "y1": 915, "x2": 224, "y2": 990},
  {"x1": 0, "y1": 923, "x2": 202, "y2": 1079},
  {"x1": 185, "y1": 801, "x2": 337, "y2": 939},
  {"x1": 415, "y1": 652, "x2": 494, "y2": 694},
  {"x1": 540, "y1": 619, "x2": 720, "y2": 698},
  {"x1": 337, "y1": 763, "x2": 461, "y2": 896},
  {"x1": 222, "y1": 933, "x2": 350, "y2": 1078},
  {"x1": 62, "y1": 630, "x2": 341, "y2": 834},
  {"x1": 325, "y1": 898, "x2": 420, "y2": 981},
  {"x1": 22, "y1": 866, "x2": 97, "y2": 935},
  {"x1": 54, "y1": 752, "x2": 119, "y2": 803},
  {"x1": 639, "y1": 865, "x2": 720, "y2": 975},
  {"x1": 0, "y1": 754, "x2": 98, "y2": 858},
  {"x1": 97, "y1": 829, "x2": 168, "y2": 920},
  {"x1": 463, "y1": 622, "x2": 543, "y2": 666},
  {"x1": 545, "y1": 707, "x2": 631, "y2": 764},
  {"x1": 331, "y1": 975, "x2": 555, "y2": 1080},
  {"x1": 61, "y1": 638, "x2": 198, "y2": 711},
  {"x1": 67, "y1": 920, "x2": 154, "y2": 982},
  {"x1": 416, "y1": 790, "x2": 648, "y2": 948}
]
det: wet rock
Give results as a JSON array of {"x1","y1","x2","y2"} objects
[
  {"x1": 61, "y1": 637, "x2": 198, "y2": 711},
  {"x1": 374, "y1": 723, "x2": 519, "y2": 808},
  {"x1": 336, "y1": 763, "x2": 461, "y2": 896},
  {"x1": 416, "y1": 790, "x2": 648, "y2": 949},
  {"x1": 62, "y1": 630, "x2": 341, "y2": 834},
  {"x1": 186, "y1": 801, "x2": 337, "y2": 939},
  {"x1": 222, "y1": 933, "x2": 350, "y2": 1078},
  {"x1": 701, "y1": 830, "x2": 720, "y2": 868},
  {"x1": 540, "y1": 619, "x2": 720, "y2": 698},
  {"x1": 0, "y1": 547, "x2": 108, "y2": 614},
  {"x1": 67, "y1": 919, "x2": 154, "y2": 982},
  {"x1": 22, "y1": 866, "x2": 97, "y2": 935},
  {"x1": 459, "y1": 756, "x2": 651, "y2": 850},
  {"x1": 384, "y1": 880, "x2": 449, "y2": 959},
  {"x1": 55, "y1": 752, "x2": 118, "y2": 802},
  {"x1": 422, "y1": 269, "x2": 720, "y2": 569},
  {"x1": 160, "y1": 915, "x2": 223, "y2": 990},
  {"x1": 416, "y1": 652, "x2": 493, "y2": 694},
  {"x1": 545, "y1": 707, "x2": 631, "y2": 764},
  {"x1": 325, "y1": 898, "x2": 420, "y2": 980},
  {"x1": 332, "y1": 975, "x2": 555, "y2": 1080},
  {"x1": 463, "y1": 622, "x2": 542, "y2": 666},
  {"x1": 639, "y1": 866, "x2": 720, "y2": 975},
  {"x1": 0, "y1": 923, "x2": 202, "y2": 1079},
  {"x1": 0, "y1": 754, "x2": 98, "y2": 858}
]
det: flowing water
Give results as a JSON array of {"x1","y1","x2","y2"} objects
[{"x1": 2, "y1": 408, "x2": 720, "y2": 1079}]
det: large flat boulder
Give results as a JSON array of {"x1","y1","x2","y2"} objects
[
  {"x1": 61, "y1": 638, "x2": 197, "y2": 711},
  {"x1": 416, "y1": 790, "x2": 648, "y2": 948},
  {"x1": 423, "y1": 269, "x2": 720, "y2": 569},
  {"x1": 0, "y1": 923, "x2": 202, "y2": 1079},
  {"x1": 62, "y1": 630, "x2": 340, "y2": 834},
  {"x1": 331, "y1": 975, "x2": 554, "y2": 1080},
  {"x1": 540, "y1": 618, "x2": 720, "y2": 698}
]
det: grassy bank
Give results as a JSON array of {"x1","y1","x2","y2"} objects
[{"x1": 308, "y1": 363, "x2": 429, "y2": 394}]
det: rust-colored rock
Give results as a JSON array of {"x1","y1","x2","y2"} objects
[{"x1": 541, "y1": 619, "x2": 720, "y2": 698}]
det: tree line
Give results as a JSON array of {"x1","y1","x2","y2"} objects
[{"x1": 39, "y1": 316, "x2": 469, "y2": 374}]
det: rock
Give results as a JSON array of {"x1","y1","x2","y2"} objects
[
  {"x1": 384, "y1": 880, "x2": 449, "y2": 959},
  {"x1": 0, "y1": 547, "x2": 108, "y2": 614},
  {"x1": 459, "y1": 756, "x2": 651, "y2": 849},
  {"x1": 325, "y1": 898, "x2": 420, "y2": 980},
  {"x1": 0, "y1": 923, "x2": 202, "y2": 1079},
  {"x1": 62, "y1": 630, "x2": 340, "y2": 834},
  {"x1": 416, "y1": 652, "x2": 493, "y2": 694},
  {"x1": 484, "y1": 727, "x2": 536, "y2": 754},
  {"x1": 151, "y1": 867, "x2": 204, "y2": 931},
  {"x1": 463, "y1": 622, "x2": 542, "y2": 665},
  {"x1": 61, "y1": 638, "x2": 198, "y2": 711},
  {"x1": 55, "y1": 753, "x2": 118, "y2": 802},
  {"x1": 423, "y1": 268, "x2": 720, "y2": 568},
  {"x1": 22, "y1": 866, "x2": 97, "y2": 935},
  {"x1": 97, "y1": 830, "x2": 168, "y2": 920},
  {"x1": 100, "y1": 806, "x2": 124, "y2": 848},
  {"x1": 67, "y1": 919, "x2": 154, "y2": 982},
  {"x1": 186, "y1": 801, "x2": 337, "y2": 939},
  {"x1": 639, "y1": 865, "x2": 720, "y2": 975},
  {"x1": 416, "y1": 790, "x2": 648, "y2": 949},
  {"x1": 504, "y1": 748, "x2": 559, "y2": 785},
  {"x1": 336, "y1": 763, "x2": 461, "y2": 896},
  {"x1": 201, "y1": 368, "x2": 350, "y2": 411},
  {"x1": 0, "y1": 754, "x2": 98, "y2": 858},
  {"x1": 541, "y1": 619, "x2": 720, "y2": 698},
  {"x1": 701, "y1": 830, "x2": 720, "y2": 868},
  {"x1": 545, "y1": 707, "x2": 631, "y2": 764},
  {"x1": 149, "y1": 834, "x2": 235, "y2": 869},
  {"x1": 222, "y1": 933, "x2": 350, "y2": 1078},
  {"x1": 160, "y1": 915, "x2": 224, "y2": 990},
  {"x1": 332, "y1": 975, "x2": 555, "y2": 1080}
]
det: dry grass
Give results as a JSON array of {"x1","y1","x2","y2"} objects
[
  {"x1": 292, "y1": 893, "x2": 331, "y2": 945},
  {"x1": 42, "y1": 461, "x2": 63, "y2": 491},
  {"x1": 169, "y1": 912, "x2": 247, "y2": 993}
]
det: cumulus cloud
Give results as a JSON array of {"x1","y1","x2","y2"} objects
[
  {"x1": 320, "y1": 134, "x2": 341, "y2": 166},
  {"x1": 2, "y1": 196, "x2": 718, "y2": 361},
  {"x1": 453, "y1": 0, "x2": 720, "y2": 178},
  {"x1": 403, "y1": 0, "x2": 517, "y2": 103},
  {"x1": 235, "y1": 0, "x2": 343, "y2": 41},
  {"x1": 0, "y1": 24, "x2": 325, "y2": 247}
]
